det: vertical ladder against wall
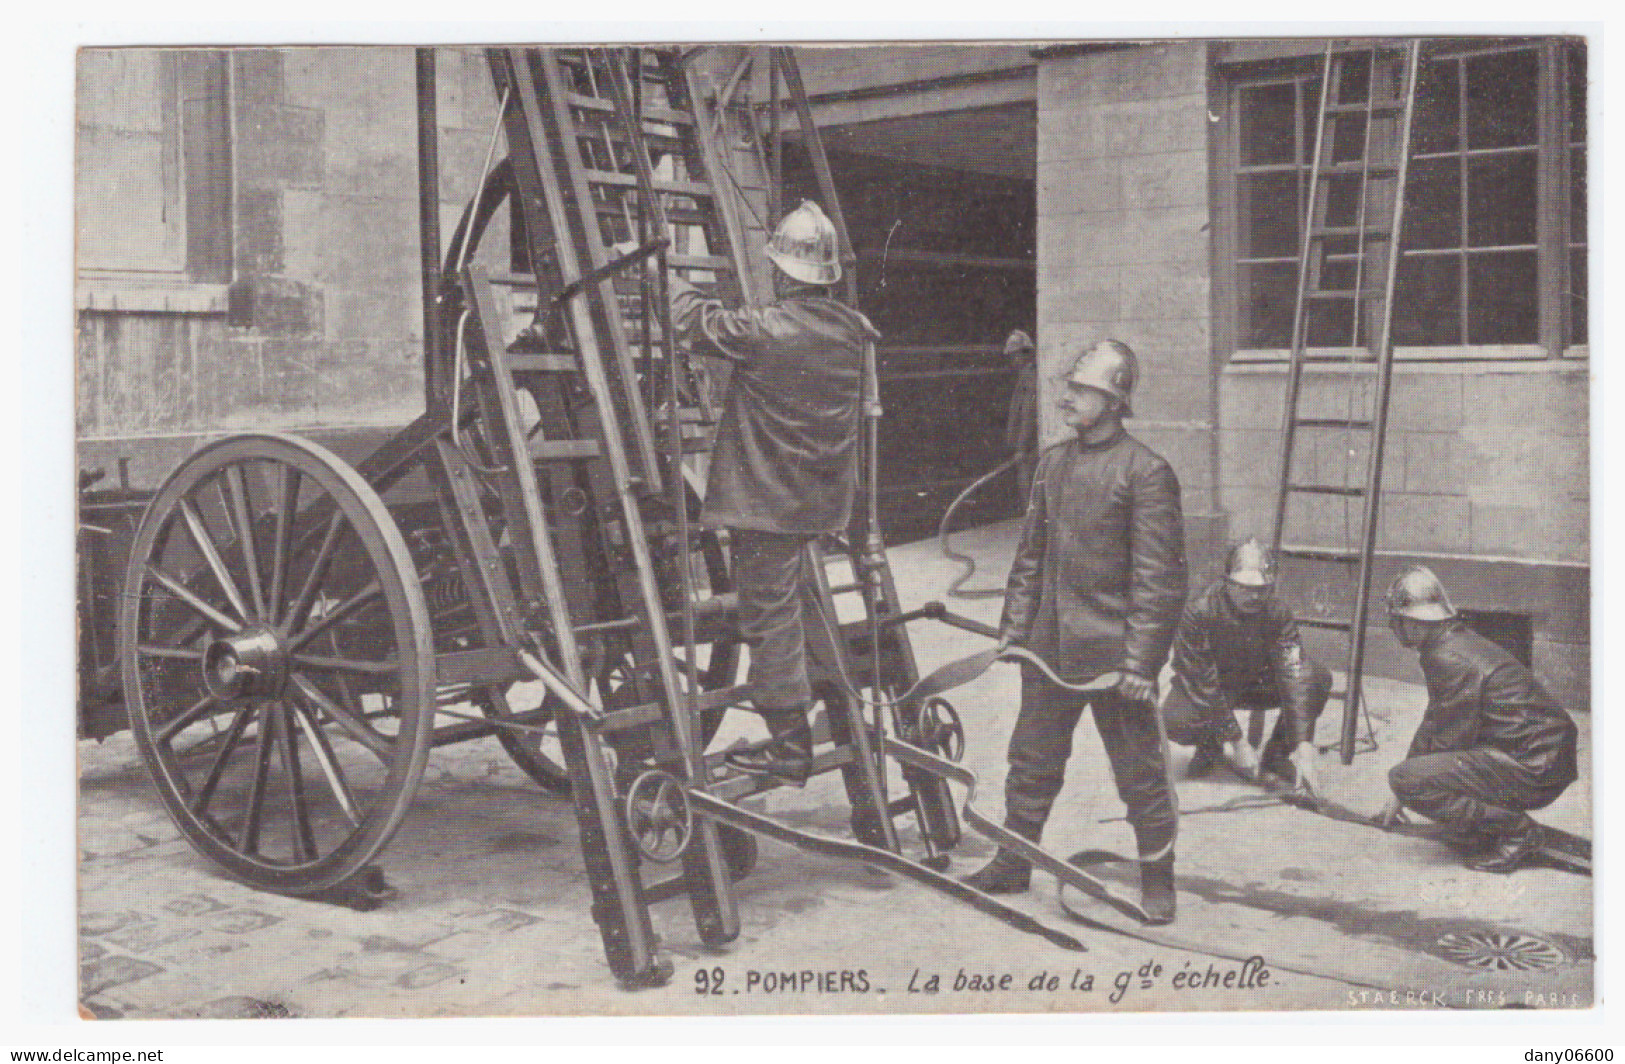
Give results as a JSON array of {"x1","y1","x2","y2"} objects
[{"x1": 1269, "y1": 39, "x2": 1421, "y2": 765}]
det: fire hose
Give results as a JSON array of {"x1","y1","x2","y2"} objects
[{"x1": 937, "y1": 451, "x2": 1032, "y2": 599}]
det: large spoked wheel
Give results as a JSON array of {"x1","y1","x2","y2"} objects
[
  {"x1": 120, "y1": 433, "x2": 436, "y2": 895},
  {"x1": 476, "y1": 683, "x2": 572, "y2": 795}
]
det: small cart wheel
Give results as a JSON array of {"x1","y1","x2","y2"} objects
[
  {"x1": 623, "y1": 770, "x2": 692, "y2": 863},
  {"x1": 120, "y1": 433, "x2": 435, "y2": 895},
  {"x1": 918, "y1": 697, "x2": 966, "y2": 763}
]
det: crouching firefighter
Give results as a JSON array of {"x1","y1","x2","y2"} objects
[
  {"x1": 1160, "y1": 537, "x2": 1332, "y2": 794},
  {"x1": 962, "y1": 340, "x2": 1189, "y2": 924},
  {"x1": 661, "y1": 200, "x2": 880, "y2": 785},
  {"x1": 1379, "y1": 566, "x2": 1579, "y2": 873}
]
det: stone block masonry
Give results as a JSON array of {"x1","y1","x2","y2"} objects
[
  {"x1": 1036, "y1": 42, "x2": 1223, "y2": 573},
  {"x1": 76, "y1": 46, "x2": 511, "y2": 445}
]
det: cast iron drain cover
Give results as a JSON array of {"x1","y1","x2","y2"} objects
[{"x1": 1434, "y1": 930, "x2": 1568, "y2": 972}]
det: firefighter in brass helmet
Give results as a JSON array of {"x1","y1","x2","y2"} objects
[
  {"x1": 653, "y1": 200, "x2": 879, "y2": 785},
  {"x1": 1159, "y1": 536, "x2": 1333, "y2": 794},
  {"x1": 1003, "y1": 329, "x2": 1039, "y2": 506},
  {"x1": 963, "y1": 339, "x2": 1188, "y2": 924},
  {"x1": 1378, "y1": 566, "x2": 1579, "y2": 873}
]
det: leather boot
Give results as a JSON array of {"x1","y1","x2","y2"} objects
[
  {"x1": 960, "y1": 849, "x2": 1032, "y2": 895},
  {"x1": 1467, "y1": 820, "x2": 1541, "y2": 874},
  {"x1": 1186, "y1": 742, "x2": 1221, "y2": 778},
  {"x1": 725, "y1": 708, "x2": 813, "y2": 786},
  {"x1": 1139, "y1": 854, "x2": 1177, "y2": 925}
]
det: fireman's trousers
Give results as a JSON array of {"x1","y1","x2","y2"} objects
[
  {"x1": 730, "y1": 527, "x2": 817, "y2": 714},
  {"x1": 1004, "y1": 669, "x2": 1178, "y2": 858},
  {"x1": 1388, "y1": 747, "x2": 1569, "y2": 840},
  {"x1": 1160, "y1": 660, "x2": 1333, "y2": 761}
]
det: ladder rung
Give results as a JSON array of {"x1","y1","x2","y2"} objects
[
  {"x1": 667, "y1": 253, "x2": 734, "y2": 271},
  {"x1": 583, "y1": 168, "x2": 715, "y2": 198},
  {"x1": 642, "y1": 875, "x2": 690, "y2": 903},
  {"x1": 589, "y1": 123, "x2": 684, "y2": 149},
  {"x1": 597, "y1": 701, "x2": 666, "y2": 733},
  {"x1": 1308, "y1": 288, "x2": 1385, "y2": 300},
  {"x1": 1288, "y1": 483, "x2": 1365, "y2": 497},
  {"x1": 574, "y1": 615, "x2": 641, "y2": 635},
  {"x1": 690, "y1": 683, "x2": 751, "y2": 714},
  {"x1": 1311, "y1": 225, "x2": 1391, "y2": 239},
  {"x1": 1297, "y1": 616, "x2": 1354, "y2": 631},
  {"x1": 687, "y1": 592, "x2": 738, "y2": 618},
  {"x1": 705, "y1": 746, "x2": 857, "y2": 800},
  {"x1": 1324, "y1": 100, "x2": 1406, "y2": 115},
  {"x1": 563, "y1": 91, "x2": 695, "y2": 126},
  {"x1": 509, "y1": 353, "x2": 579, "y2": 373},
  {"x1": 1317, "y1": 163, "x2": 1399, "y2": 178},
  {"x1": 529, "y1": 438, "x2": 601, "y2": 461},
  {"x1": 487, "y1": 271, "x2": 540, "y2": 288},
  {"x1": 1280, "y1": 545, "x2": 1362, "y2": 563},
  {"x1": 1293, "y1": 417, "x2": 1373, "y2": 429}
]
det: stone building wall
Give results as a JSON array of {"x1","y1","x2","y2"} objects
[
  {"x1": 76, "y1": 46, "x2": 509, "y2": 483},
  {"x1": 1035, "y1": 42, "x2": 1229, "y2": 581}
]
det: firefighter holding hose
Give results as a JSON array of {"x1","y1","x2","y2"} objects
[{"x1": 962, "y1": 340, "x2": 1188, "y2": 924}]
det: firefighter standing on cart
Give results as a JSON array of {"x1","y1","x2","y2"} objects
[
  {"x1": 656, "y1": 200, "x2": 879, "y2": 786},
  {"x1": 963, "y1": 340, "x2": 1188, "y2": 924}
]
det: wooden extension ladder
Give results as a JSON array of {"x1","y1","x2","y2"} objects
[
  {"x1": 1268, "y1": 39, "x2": 1421, "y2": 764},
  {"x1": 446, "y1": 46, "x2": 956, "y2": 987}
]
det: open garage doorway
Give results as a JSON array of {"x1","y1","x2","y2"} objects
[{"x1": 783, "y1": 100, "x2": 1036, "y2": 542}]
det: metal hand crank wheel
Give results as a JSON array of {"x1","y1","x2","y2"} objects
[
  {"x1": 917, "y1": 697, "x2": 966, "y2": 763},
  {"x1": 623, "y1": 770, "x2": 692, "y2": 863},
  {"x1": 120, "y1": 433, "x2": 436, "y2": 895}
]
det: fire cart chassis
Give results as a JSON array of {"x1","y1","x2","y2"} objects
[{"x1": 116, "y1": 46, "x2": 973, "y2": 988}]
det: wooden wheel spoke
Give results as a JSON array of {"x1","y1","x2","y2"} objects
[
  {"x1": 278, "y1": 707, "x2": 318, "y2": 862},
  {"x1": 290, "y1": 701, "x2": 360, "y2": 827},
  {"x1": 138, "y1": 644, "x2": 204, "y2": 662},
  {"x1": 289, "y1": 652, "x2": 398, "y2": 677},
  {"x1": 157, "y1": 694, "x2": 220, "y2": 745},
  {"x1": 176, "y1": 498, "x2": 251, "y2": 623},
  {"x1": 239, "y1": 705, "x2": 276, "y2": 855},
  {"x1": 187, "y1": 704, "x2": 254, "y2": 817},
  {"x1": 267, "y1": 464, "x2": 302, "y2": 626},
  {"x1": 287, "y1": 581, "x2": 383, "y2": 653},
  {"x1": 222, "y1": 465, "x2": 268, "y2": 619},
  {"x1": 144, "y1": 564, "x2": 242, "y2": 634},
  {"x1": 286, "y1": 514, "x2": 347, "y2": 635},
  {"x1": 290, "y1": 674, "x2": 393, "y2": 761}
]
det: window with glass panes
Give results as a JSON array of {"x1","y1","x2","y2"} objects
[{"x1": 1223, "y1": 39, "x2": 1586, "y2": 355}]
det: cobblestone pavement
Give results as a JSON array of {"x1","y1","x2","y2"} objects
[{"x1": 76, "y1": 522, "x2": 1593, "y2": 1018}]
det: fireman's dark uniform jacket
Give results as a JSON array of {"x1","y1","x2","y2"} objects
[
  {"x1": 1407, "y1": 621, "x2": 1577, "y2": 783},
  {"x1": 1001, "y1": 432, "x2": 1187, "y2": 681},
  {"x1": 668, "y1": 275, "x2": 879, "y2": 711},
  {"x1": 1389, "y1": 619, "x2": 1578, "y2": 840},
  {"x1": 1165, "y1": 581, "x2": 1327, "y2": 749},
  {"x1": 998, "y1": 428, "x2": 1187, "y2": 855},
  {"x1": 669, "y1": 276, "x2": 879, "y2": 536}
]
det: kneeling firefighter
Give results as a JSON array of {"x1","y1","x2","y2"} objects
[{"x1": 1379, "y1": 566, "x2": 1579, "y2": 873}]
